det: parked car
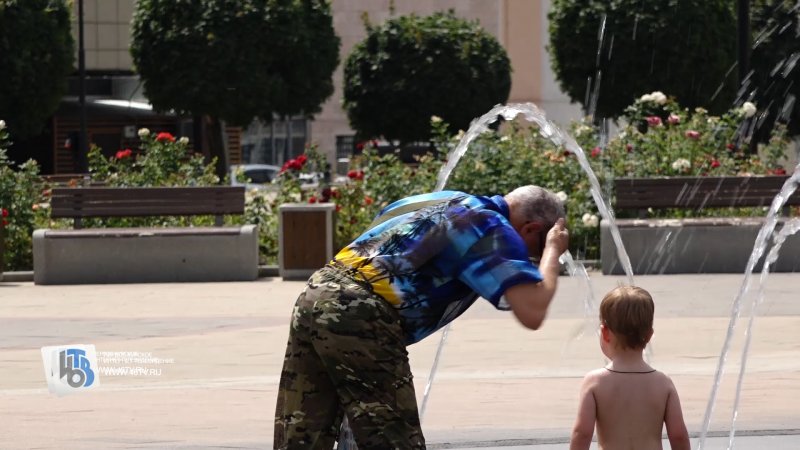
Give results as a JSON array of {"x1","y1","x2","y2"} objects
[
  {"x1": 230, "y1": 164, "x2": 280, "y2": 190},
  {"x1": 230, "y1": 164, "x2": 324, "y2": 190}
]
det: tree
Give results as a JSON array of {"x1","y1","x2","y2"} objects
[
  {"x1": 343, "y1": 11, "x2": 511, "y2": 143},
  {"x1": 0, "y1": 0, "x2": 74, "y2": 138},
  {"x1": 749, "y1": 0, "x2": 800, "y2": 138},
  {"x1": 131, "y1": 0, "x2": 340, "y2": 178},
  {"x1": 548, "y1": 0, "x2": 738, "y2": 120}
]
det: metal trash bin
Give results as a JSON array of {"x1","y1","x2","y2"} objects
[{"x1": 278, "y1": 203, "x2": 336, "y2": 280}]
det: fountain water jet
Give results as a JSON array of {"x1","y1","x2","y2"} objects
[
  {"x1": 724, "y1": 217, "x2": 800, "y2": 450},
  {"x1": 421, "y1": 102, "x2": 636, "y2": 421},
  {"x1": 697, "y1": 164, "x2": 800, "y2": 450}
]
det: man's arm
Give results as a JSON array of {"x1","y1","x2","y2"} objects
[
  {"x1": 570, "y1": 373, "x2": 597, "y2": 450},
  {"x1": 665, "y1": 379, "x2": 691, "y2": 450},
  {"x1": 504, "y1": 219, "x2": 568, "y2": 330}
]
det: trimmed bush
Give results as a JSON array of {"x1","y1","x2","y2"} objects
[
  {"x1": 343, "y1": 11, "x2": 511, "y2": 142},
  {"x1": 548, "y1": 0, "x2": 738, "y2": 119},
  {"x1": 0, "y1": 0, "x2": 74, "y2": 138}
]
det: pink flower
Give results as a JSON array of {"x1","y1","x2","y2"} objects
[
  {"x1": 2, "y1": 208, "x2": 7, "y2": 217},
  {"x1": 646, "y1": 116, "x2": 662, "y2": 127},
  {"x1": 115, "y1": 149, "x2": 133, "y2": 159},
  {"x1": 685, "y1": 130, "x2": 701, "y2": 140},
  {"x1": 308, "y1": 196, "x2": 317, "y2": 204},
  {"x1": 667, "y1": 114, "x2": 681, "y2": 125},
  {"x1": 625, "y1": 144, "x2": 633, "y2": 153},
  {"x1": 296, "y1": 155, "x2": 308, "y2": 165},
  {"x1": 590, "y1": 146, "x2": 602, "y2": 158},
  {"x1": 710, "y1": 159, "x2": 721, "y2": 168}
]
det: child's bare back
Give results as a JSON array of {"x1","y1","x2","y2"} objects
[
  {"x1": 570, "y1": 286, "x2": 690, "y2": 450},
  {"x1": 581, "y1": 366, "x2": 684, "y2": 449}
]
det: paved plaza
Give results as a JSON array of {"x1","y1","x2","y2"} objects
[{"x1": 0, "y1": 272, "x2": 799, "y2": 449}]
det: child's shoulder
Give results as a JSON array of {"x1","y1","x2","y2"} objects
[
  {"x1": 652, "y1": 369, "x2": 678, "y2": 387},
  {"x1": 584, "y1": 367, "x2": 674, "y2": 384},
  {"x1": 581, "y1": 368, "x2": 610, "y2": 385}
]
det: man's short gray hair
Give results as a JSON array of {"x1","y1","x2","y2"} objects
[{"x1": 505, "y1": 185, "x2": 566, "y2": 225}]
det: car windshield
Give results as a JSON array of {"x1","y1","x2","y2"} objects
[{"x1": 245, "y1": 169, "x2": 277, "y2": 183}]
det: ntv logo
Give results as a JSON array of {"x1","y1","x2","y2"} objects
[{"x1": 41, "y1": 345, "x2": 100, "y2": 395}]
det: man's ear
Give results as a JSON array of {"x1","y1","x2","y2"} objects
[{"x1": 521, "y1": 221, "x2": 542, "y2": 236}]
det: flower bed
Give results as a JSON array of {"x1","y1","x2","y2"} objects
[{"x1": 1, "y1": 93, "x2": 795, "y2": 271}]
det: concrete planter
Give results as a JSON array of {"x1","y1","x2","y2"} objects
[{"x1": 601, "y1": 217, "x2": 800, "y2": 274}]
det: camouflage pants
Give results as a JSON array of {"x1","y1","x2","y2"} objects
[{"x1": 274, "y1": 266, "x2": 426, "y2": 450}]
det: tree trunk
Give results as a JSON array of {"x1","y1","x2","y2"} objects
[
  {"x1": 192, "y1": 115, "x2": 206, "y2": 158},
  {"x1": 207, "y1": 117, "x2": 227, "y2": 181},
  {"x1": 193, "y1": 115, "x2": 228, "y2": 181}
]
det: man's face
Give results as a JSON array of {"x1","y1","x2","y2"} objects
[{"x1": 515, "y1": 220, "x2": 551, "y2": 262}]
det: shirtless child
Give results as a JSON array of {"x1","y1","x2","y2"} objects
[{"x1": 569, "y1": 286, "x2": 690, "y2": 450}]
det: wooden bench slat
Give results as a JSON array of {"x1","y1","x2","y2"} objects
[
  {"x1": 50, "y1": 187, "x2": 246, "y2": 218},
  {"x1": 51, "y1": 187, "x2": 243, "y2": 198},
  {"x1": 51, "y1": 197, "x2": 243, "y2": 207},
  {"x1": 614, "y1": 176, "x2": 799, "y2": 209},
  {"x1": 43, "y1": 227, "x2": 242, "y2": 238},
  {"x1": 52, "y1": 208, "x2": 243, "y2": 218}
]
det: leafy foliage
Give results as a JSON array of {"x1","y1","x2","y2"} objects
[
  {"x1": 88, "y1": 131, "x2": 218, "y2": 189},
  {"x1": 343, "y1": 11, "x2": 511, "y2": 142},
  {"x1": 131, "y1": 0, "x2": 340, "y2": 124},
  {"x1": 0, "y1": 0, "x2": 74, "y2": 137},
  {"x1": 548, "y1": 0, "x2": 737, "y2": 120},
  {"x1": 3, "y1": 97, "x2": 794, "y2": 269},
  {"x1": 749, "y1": 0, "x2": 800, "y2": 138},
  {"x1": 0, "y1": 123, "x2": 48, "y2": 270}
]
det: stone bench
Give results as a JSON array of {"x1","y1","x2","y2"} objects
[
  {"x1": 33, "y1": 186, "x2": 258, "y2": 284},
  {"x1": 601, "y1": 176, "x2": 800, "y2": 274}
]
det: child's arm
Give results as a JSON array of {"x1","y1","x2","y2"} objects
[
  {"x1": 570, "y1": 373, "x2": 597, "y2": 450},
  {"x1": 664, "y1": 378, "x2": 691, "y2": 450}
]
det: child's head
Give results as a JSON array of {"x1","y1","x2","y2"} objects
[{"x1": 599, "y1": 286, "x2": 654, "y2": 350}]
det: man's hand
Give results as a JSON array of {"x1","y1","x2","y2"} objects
[
  {"x1": 505, "y1": 218, "x2": 569, "y2": 330},
  {"x1": 546, "y1": 218, "x2": 569, "y2": 255}
]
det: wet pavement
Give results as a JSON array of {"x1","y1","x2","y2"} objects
[{"x1": 0, "y1": 272, "x2": 798, "y2": 448}]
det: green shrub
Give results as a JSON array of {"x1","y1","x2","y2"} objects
[
  {"x1": 2, "y1": 95, "x2": 793, "y2": 270},
  {"x1": 78, "y1": 130, "x2": 220, "y2": 229},
  {"x1": 0, "y1": 121, "x2": 48, "y2": 270},
  {"x1": 548, "y1": 0, "x2": 737, "y2": 119},
  {"x1": 131, "y1": 0, "x2": 339, "y2": 123},
  {"x1": 0, "y1": 0, "x2": 74, "y2": 138},
  {"x1": 343, "y1": 10, "x2": 511, "y2": 142},
  {"x1": 749, "y1": 0, "x2": 800, "y2": 138}
]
